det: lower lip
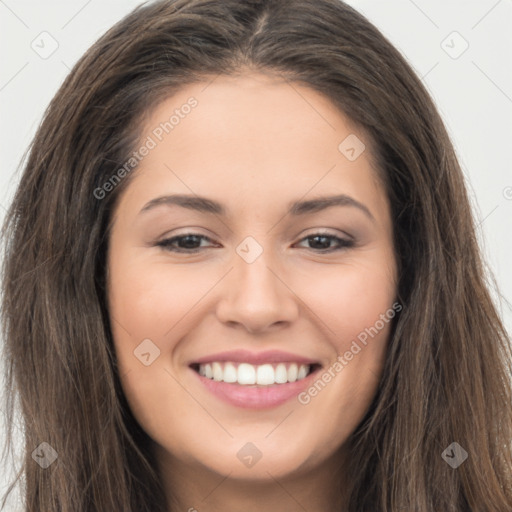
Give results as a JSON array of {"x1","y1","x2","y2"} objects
[{"x1": 192, "y1": 367, "x2": 319, "y2": 409}]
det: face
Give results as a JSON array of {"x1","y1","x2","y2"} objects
[{"x1": 107, "y1": 72, "x2": 397, "y2": 485}]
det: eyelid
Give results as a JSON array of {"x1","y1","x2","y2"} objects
[
  {"x1": 155, "y1": 227, "x2": 216, "y2": 245},
  {"x1": 292, "y1": 231, "x2": 355, "y2": 251},
  {"x1": 298, "y1": 227, "x2": 354, "y2": 240},
  {"x1": 155, "y1": 229, "x2": 355, "y2": 254},
  {"x1": 155, "y1": 232, "x2": 217, "y2": 252}
]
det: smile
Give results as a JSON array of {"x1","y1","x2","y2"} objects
[
  {"x1": 195, "y1": 361, "x2": 313, "y2": 386},
  {"x1": 189, "y1": 350, "x2": 322, "y2": 409}
]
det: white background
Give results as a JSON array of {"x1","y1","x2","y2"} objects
[{"x1": 1, "y1": 0, "x2": 511, "y2": 509}]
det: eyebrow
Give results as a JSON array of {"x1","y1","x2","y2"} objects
[{"x1": 139, "y1": 193, "x2": 375, "y2": 222}]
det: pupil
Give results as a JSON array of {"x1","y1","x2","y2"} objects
[
  {"x1": 310, "y1": 235, "x2": 330, "y2": 249},
  {"x1": 180, "y1": 235, "x2": 200, "y2": 248}
]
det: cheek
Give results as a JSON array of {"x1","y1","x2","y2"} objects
[
  {"x1": 107, "y1": 257, "x2": 206, "y2": 448},
  {"x1": 109, "y1": 255, "x2": 219, "y2": 345},
  {"x1": 294, "y1": 257, "x2": 397, "y2": 347},
  {"x1": 293, "y1": 258, "x2": 396, "y2": 431},
  {"x1": 292, "y1": 256, "x2": 396, "y2": 409}
]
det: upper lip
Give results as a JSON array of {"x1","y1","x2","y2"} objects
[{"x1": 190, "y1": 349, "x2": 320, "y2": 366}]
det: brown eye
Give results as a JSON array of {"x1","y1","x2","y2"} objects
[
  {"x1": 156, "y1": 234, "x2": 216, "y2": 253},
  {"x1": 295, "y1": 233, "x2": 355, "y2": 252}
]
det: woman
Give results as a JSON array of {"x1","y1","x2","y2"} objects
[{"x1": 2, "y1": 0, "x2": 511, "y2": 510}]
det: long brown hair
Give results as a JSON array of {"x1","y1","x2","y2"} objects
[{"x1": 2, "y1": 0, "x2": 511, "y2": 510}]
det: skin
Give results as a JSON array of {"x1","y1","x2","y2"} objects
[{"x1": 107, "y1": 71, "x2": 398, "y2": 512}]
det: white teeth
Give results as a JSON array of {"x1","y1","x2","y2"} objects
[
  {"x1": 237, "y1": 363, "x2": 256, "y2": 385},
  {"x1": 196, "y1": 361, "x2": 312, "y2": 386},
  {"x1": 275, "y1": 363, "x2": 288, "y2": 384},
  {"x1": 297, "y1": 364, "x2": 308, "y2": 380},
  {"x1": 256, "y1": 364, "x2": 274, "y2": 385},
  {"x1": 212, "y1": 362, "x2": 223, "y2": 381},
  {"x1": 223, "y1": 362, "x2": 237, "y2": 383},
  {"x1": 287, "y1": 363, "x2": 298, "y2": 383}
]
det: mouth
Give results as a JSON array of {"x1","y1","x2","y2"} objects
[
  {"x1": 188, "y1": 351, "x2": 322, "y2": 409},
  {"x1": 190, "y1": 361, "x2": 321, "y2": 386}
]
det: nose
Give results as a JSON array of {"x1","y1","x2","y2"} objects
[{"x1": 215, "y1": 247, "x2": 299, "y2": 334}]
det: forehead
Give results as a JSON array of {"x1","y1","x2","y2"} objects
[{"x1": 116, "y1": 72, "x2": 387, "y2": 222}]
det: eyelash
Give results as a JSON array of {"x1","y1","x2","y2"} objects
[{"x1": 155, "y1": 232, "x2": 355, "y2": 254}]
